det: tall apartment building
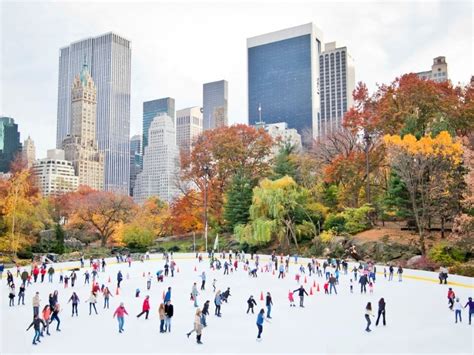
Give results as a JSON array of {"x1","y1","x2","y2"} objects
[
  {"x1": 416, "y1": 56, "x2": 448, "y2": 83},
  {"x1": 176, "y1": 106, "x2": 203, "y2": 157},
  {"x1": 22, "y1": 136, "x2": 36, "y2": 168},
  {"x1": 143, "y1": 98, "x2": 175, "y2": 150},
  {"x1": 134, "y1": 115, "x2": 180, "y2": 204},
  {"x1": 0, "y1": 116, "x2": 22, "y2": 173},
  {"x1": 254, "y1": 121, "x2": 302, "y2": 157},
  {"x1": 32, "y1": 149, "x2": 78, "y2": 196},
  {"x1": 56, "y1": 32, "x2": 131, "y2": 193},
  {"x1": 62, "y1": 63, "x2": 104, "y2": 191},
  {"x1": 203, "y1": 80, "x2": 228, "y2": 130},
  {"x1": 247, "y1": 23, "x2": 323, "y2": 145},
  {"x1": 318, "y1": 42, "x2": 355, "y2": 138},
  {"x1": 129, "y1": 134, "x2": 142, "y2": 196}
]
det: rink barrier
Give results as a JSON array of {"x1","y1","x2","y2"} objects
[{"x1": 1, "y1": 253, "x2": 473, "y2": 289}]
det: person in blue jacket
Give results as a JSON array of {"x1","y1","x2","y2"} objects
[
  {"x1": 117, "y1": 271, "x2": 123, "y2": 288},
  {"x1": 464, "y1": 297, "x2": 473, "y2": 325},
  {"x1": 256, "y1": 309, "x2": 265, "y2": 340},
  {"x1": 164, "y1": 287, "x2": 172, "y2": 303}
]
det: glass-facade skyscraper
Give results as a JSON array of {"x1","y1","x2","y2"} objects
[
  {"x1": 143, "y1": 97, "x2": 175, "y2": 150},
  {"x1": 0, "y1": 116, "x2": 22, "y2": 173},
  {"x1": 56, "y1": 32, "x2": 131, "y2": 194},
  {"x1": 247, "y1": 23, "x2": 323, "y2": 145},
  {"x1": 129, "y1": 134, "x2": 142, "y2": 196},
  {"x1": 203, "y1": 80, "x2": 228, "y2": 130}
]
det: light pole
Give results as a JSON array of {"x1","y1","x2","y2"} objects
[
  {"x1": 203, "y1": 165, "x2": 210, "y2": 253},
  {"x1": 363, "y1": 129, "x2": 372, "y2": 205}
]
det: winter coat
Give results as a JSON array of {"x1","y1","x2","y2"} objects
[
  {"x1": 27, "y1": 318, "x2": 45, "y2": 331},
  {"x1": 42, "y1": 307, "x2": 51, "y2": 321},
  {"x1": 113, "y1": 306, "x2": 128, "y2": 318},
  {"x1": 87, "y1": 294, "x2": 97, "y2": 304},
  {"x1": 32, "y1": 295, "x2": 41, "y2": 307},
  {"x1": 265, "y1": 295, "x2": 273, "y2": 306},
  {"x1": 294, "y1": 287, "x2": 308, "y2": 297},
  {"x1": 165, "y1": 304, "x2": 174, "y2": 318},
  {"x1": 194, "y1": 315, "x2": 203, "y2": 334},
  {"x1": 142, "y1": 298, "x2": 150, "y2": 311},
  {"x1": 256, "y1": 312, "x2": 264, "y2": 326},
  {"x1": 159, "y1": 307, "x2": 165, "y2": 320},
  {"x1": 247, "y1": 297, "x2": 257, "y2": 307}
]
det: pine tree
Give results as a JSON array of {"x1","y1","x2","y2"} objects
[
  {"x1": 273, "y1": 143, "x2": 297, "y2": 180},
  {"x1": 54, "y1": 223, "x2": 65, "y2": 254},
  {"x1": 224, "y1": 172, "x2": 253, "y2": 232}
]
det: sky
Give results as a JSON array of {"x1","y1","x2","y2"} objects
[{"x1": 1, "y1": 0, "x2": 472, "y2": 158}]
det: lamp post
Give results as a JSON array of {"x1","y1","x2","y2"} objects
[
  {"x1": 203, "y1": 165, "x2": 210, "y2": 253},
  {"x1": 363, "y1": 129, "x2": 372, "y2": 204}
]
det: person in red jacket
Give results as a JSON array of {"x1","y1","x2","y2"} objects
[
  {"x1": 33, "y1": 266, "x2": 40, "y2": 283},
  {"x1": 447, "y1": 288, "x2": 456, "y2": 310},
  {"x1": 113, "y1": 302, "x2": 129, "y2": 333},
  {"x1": 137, "y1": 295, "x2": 150, "y2": 319},
  {"x1": 40, "y1": 268, "x2": 46, "y2": 283}
]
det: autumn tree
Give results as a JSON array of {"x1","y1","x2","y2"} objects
[
  {"x1": 168, "y1": 190, "x2": 204, "y2": 235},
  {"x1": 223, "y1": 171, "x2": 253, "y2": 231},
  {"x1": 384, "y1": 131, "x2": 464, "y2": 253}
]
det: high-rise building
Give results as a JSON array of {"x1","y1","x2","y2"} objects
[
  {"x1": 22, "y1": 136, "x2": 36, "y2": 168},
  {"x1": 203, "y1": 80, "x2": 228, "y2": 130},
  {"x1": 134, "y1": 115, "x2": 180, "y2": 204},
  {"x1": 62, "y1": 63, "x2": 104, "y2": 191},
  {"x1": 254, "y1": 121, "x2": 302, "y2": 157},
  {"x1": 318, "y1": 42, "x2": 355, "y2": 138},
  {"x1": 416, "y1": 56, "x2": 448, "y2": 83},
  {"x1": 247, "y1": 23, "x2": 323, "y2": 145},
  {"x1": 32, "y1": 149, "x2": 78, "y2": 196},
  {"x1": 129, "y1": 134, "x2": 142, "y2": 196},
  {"x1": 56, "y1": 32, "x2": 131, "y2": 193},
  {"x1": 176, "y1": 106, "x2": 203, "y2": 157},
  {"x1": 0, "y1": 116, "x2": 22, "y2": 173},
  {"x1": 143, "y1": 98, "x2": 175, "y2": 151}
]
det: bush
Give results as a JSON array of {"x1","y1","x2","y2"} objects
[
  {"x1": 409, "y1": 256, "x2": 439, "y2": 271},
  {"x1": 122, "y1": 226, "x2": 155, "y2": 252},
  {"x1": 320, "y1": 230, "x2": 335, "y2": 243},
  {"x1": 168, "y1": 245, "x2": 181, "y2": 253},
  {"x1": 449, "y1": 264, "x2": 474, "y2": 277},
  {"x1": 309, "y1": 238, "x2": 325, "y2": 256},
  {"x1": 428, "y1": 243, "x2": 467, "y2": 266},
  {"x1": 342, "y1": 204, "x2": 374, "y2": 234},
  {"x1": 323, "y1": 214, "x2": 346, "y2": 233}
]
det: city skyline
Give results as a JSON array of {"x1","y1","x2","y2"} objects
[{"x1": 2, "y1": 1, "x2": 472, "y2": 157}]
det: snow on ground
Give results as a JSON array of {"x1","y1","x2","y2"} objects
[{"x1": 1, "y1": 253, "x2": 473, "y2": 355}]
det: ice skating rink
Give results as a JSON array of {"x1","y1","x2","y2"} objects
[{"x1": 1, "y1": 253, "x2": 473, "y2": 354}]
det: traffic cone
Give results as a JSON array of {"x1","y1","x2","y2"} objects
[
  {"x1": 260, "y1": 291, "x2": 264, "y2": 301},
  {"x1": 310, "y1": 287, "x2": 313, "y2": 295},
  {"x1": 304, "y1": 276, "x2": 307, "y2": 284},
  {"x1": 313, "y1": 280, "x2": 316, "y2": 288},
  {"x1": 116, "y1": 288, "x2": 119, "y2": 295},
  {"x1": 317, "y1": 283, "x2": 320, "y2": 292}
]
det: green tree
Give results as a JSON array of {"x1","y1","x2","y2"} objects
[
  {"x1": 384, "y1": 171, "x2": 413, "y2": 220},
  {"x1": 272, "y1": 144, "x2": 297, "y2": 180},
  {"x1": 54, "y1": 223, "x2": 65, "y2": 254},
  {"x1": 224, "y1": 171, "x2": 253, "y2": 231}
]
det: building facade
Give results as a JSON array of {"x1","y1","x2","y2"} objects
[
  {"x1": 0, "y1": 116, "x2": 22, "y2": 173},
  {"x1": 32, "y1": 149, "x2": 78, "y2": 196},
  {"x1": 176, "y1": 106, "x2": 203, "y2": 157},
  {"x1": 416, "y1": 56, "x2": 448, "y2": 83},
  {"x1": 255, "y1": 121, "x2": 302, "y2": 157},
  {"x1": 143, "y1": 97, "x2": 175, "y2": 151},
  {"x1": 203, "y1": 80, "x2": 228, "y2": 130},
  {"x1": 22, "y1": 136, "x2": 36, "y2": 168},
  {"x1": 134, "y1": 115, "x2": 180, "y2": 204},
  {"x1": 56, "y1": 32, "x2": 131, "y2": 193},
  {"x1": 129, "y1": 134, "x2": 142, "y2": 196},
  {"x1": 62, "y1": 63, "x2": 104, "y2": 191},
  {"x1": 318, "y1": 42, "x2": 355, "y2": 138},
  {"x1": 247, "y1": 23, "x2": 323, "y2": 145}
]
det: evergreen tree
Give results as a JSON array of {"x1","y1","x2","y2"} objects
[
  {"x1": 384, "y1": 171, "x2": 413, "y2": 220},
  {"x1": 273, "y1": 143, "x2": 297, "y2": 180},
  {"x1": 54, "y1": 223, "x2": 65, "y2": 254},
  {"x1": 224, "y1": 172, "x2": 253, "y2": 232}
]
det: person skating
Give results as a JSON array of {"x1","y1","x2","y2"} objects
[
  {"x1": 214, "y1": 291, "x2": 222, "y2": 317},
  {"x1": 288, "y1": 289, "x2": 296, "y2": 307},
  {"x1": 41, "y1": 305, "x2": 51, "y2": 336},
  {"x1": 278, "y1": 264, "x2": 285, "y2": 279},
  {"x1": 191, "y1": 282, "x2": 199, "y2": 307},
  {"x1": 212, "y1": 279, "x2": 217, "y2": 292},
  {"x1": 159, "y1": 303, "x2": 166, "y2": 332},
  {"x1": 388, "y1": 265, "x2": 394, "y2": 281},
  {"x1": 8, "y1": 283, "x2": 15, "y2": 307},
  {"x1": 266, "y1": 292, "x2": 273, "y2": 319},
  {"x1": 359, "y1": 274, "x2": 369, "y2": 294},
  {"x1": 165, "y1": 300, "x2": 174, "y2": 331},
  {"x1": 146, "y1": 273, "x2": 152, "y2": 290},
  {"x1": 87, "y1": 292, "x2": 98, "y2": 315},
  {"x1": 365, "y1": 302, "x2": 374, "y2": 332},
  {"x1": 164, "y1": 287, "x2": 172, "y2": 303},
  {"x1": 447, "y1": 288, "x2": 456, "y2": 310},
  {"x1": 397, "y1": 266, "x2": 403, "y2": 281},
  {"x1": 17, "y1": 284, "x2": 25, "y2": 305},
  {"x1": 463, "y1": 297, "x2": 474, "y2": 325},
  {"x1": 47, "y1": 266, "x2": 54, "y2": 283},
  {"x1": 454, "y1": 298, "x2": 463, "y2": 323},
  {"x1": 256, "y1": 308, "x2": 265, "y2": 341},
  {"x1": 375, "y1": 298, "x2": 386, "y2": 326},
  {"x1": 84, "y1": 271, "x2": 90, "y2": 284},
  {"x1": 293, "y1": 286, "x2": 309, "y2": 307},
  {"x1": 186, "y1": 308, "x2": 204, "y2": 344},
  {"x1": 201, "y1": 300, "x2": 209, "y2": 327},
  {"x1": 117, "y1": 271, "x2": 123, "y2": 288},
  {"x1": 247, "y1": 295, "x2": 257, "y2": 314},
  {"x1": 200, "y1": 271, "x2": 206, "y2": 290},
  {"x1": 103, "y1": 287, "x2": 112, "y2": 309},
  {"x1": 328, "y1": 274, "x2": 337, "y2": 294},
  {"x1": 113, "y1": 302, "x2": 129, "y2": 333},
  {"x1": 221, "y1": 287, "x2": 231, "y2": 303},
  {"x1": 26, "y1": 315, "x2": 46, "y2": 345},
  {"x1": 33, "y1": 292, "x2": 41, "y2": 317},
  {"x1": 68, "y1": 292, "x2": 80, "y2": 316},
  {"x1": 137, "y1": 295, "x2": 150, "y2": 319},
  {"x1": 50, "y1": 302, "x2": 61, "y2": 331}
]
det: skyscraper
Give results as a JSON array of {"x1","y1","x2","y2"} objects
[
  {"x1": 203, "y1": 80, "x2": 228, "y2": 130},
  {"x1": 416, "y1": 56, "x2": 448, "y2": 83},
  {"x1": 318, "y1": 42, "x2": 355, "y2": 138},
  {"x1": 62, "y1": 63, "x2": 104, "y2": 191},
  {"x1": 176, "y1": 106, "x2": 203, "y2": 157},
  {"x1": 0, "y1": 116, "x2": 22, "y2": 173},
  {"x1": 56, "y1": 32, "x2": 131, "y2": 193},
  {"x1": 22, "y1": 136, "x2": 36, "y2": 168},
  {"x1": 247, "y1": 23, "x2": 323, "y2": 145},
  {"x1": 129, "y1": 134, "x2": 142, "y2": 196},
  {"x1": 134, "y1": 115, "x2": 180, "y2": 204},
  {"x1": 143, "y1": 98, "x2": 175, "y2": 150}
]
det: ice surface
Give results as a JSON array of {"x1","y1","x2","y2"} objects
[{"x1": 1, "y1": 253, "x2": 473, "y2": 354}]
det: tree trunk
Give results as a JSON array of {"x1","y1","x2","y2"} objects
[{"x1": 441, "y1": 217, "x2": 445, "y2": 239}]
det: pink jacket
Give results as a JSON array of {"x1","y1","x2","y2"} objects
[{"x1": 113, "y1": 306, "x2": 128, "y2": 318}]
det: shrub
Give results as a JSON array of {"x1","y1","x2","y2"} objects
[
  {"x1": 342, "y1": 204, "x2": 375, "y2": 234},
  {"x1": 449, "y1": 264, "x2": 474, "y2": 277},
  {"x1": 122, "y1": 226, "x2": 155, "y2": 252},
  {"x1": 428, "y1": 242, "x2": 467, "y2": 266},
  {"x1": 323, "y1": 214, "x2": 346, "y2": 233},
  {"x1": 320, "y1": 230, "x2": 335, "y2": 243}
]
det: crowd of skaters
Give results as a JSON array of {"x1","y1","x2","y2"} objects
[{"x1": 1, "y1": 249, "x2": 473, "y2": 347}]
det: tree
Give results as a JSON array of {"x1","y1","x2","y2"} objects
[
  {"x1": 168, "y1": 190, "x2": 203, "y2": 235},
  {"x1": 272, "y1": 144, "x2": 297, "y2": 180},
  {"x1": 54, "y1": 224, "x2": 65, "y2": 254},
  {"x1": 384, "y1": 131, "x2": 464, "y2": 253},
  {"x1": 224, "y1": 171, "x2": 253, "y2": 231}
]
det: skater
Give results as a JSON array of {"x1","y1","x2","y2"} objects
[
  {"x1": 84, "y1": 271, "x2": 90, "y2": 284},
  {"x1": 454, "y1": 298, "x2": 463, "y2": 323},
  {"x1": 87, "y1": 292, "x2": 98, "y2": 315},
  {"x1": 68, "y1": 292, "x2": 80, "y2": 316},
  {"x1": 256, "y1": 308, "x2": 265, "y2": 340},
  {"x1": 41, "y1": 305, "x2": 51, "y2": 336},
  {"x1": 221, "y1": 287, "x2": 231, "y2": 303},
  {"x1": 438, "y1": 267, "x2": 448, "y2": 284},
  {"x1": 146, "y1": 273, "x2": 152, "y2": 290},
  {"x1": 350, "y1": 279, "x2": 354, "y2": 293},
  {"x1": 113, "y1": 302, "x2": 129, "y2": 333},
  {"x1": 18, "y1": 284, "x2": 25, "y2": 305},
  {"x1": 50, "y1": 303, "x2": 61, "y2": 331},
  {"x1": 186, "y1": 308, "x2": 203, "y2": 344},
  {"x1": 328, "y1": 274, "x2": 337, "y2": 294},
  {"x1": 191, "y1": 282, "x2": 199, "y2": 307},
  {"x1": 137, "y1": 295, "x2": 150, "y2": 319},
  {"x1": 26, "y1": 315, "x2": 46, "y2": 345},
  {"x1": 159, "y1": 303, "x2": 166, "y2": 332},
  {"x1": 201, "y1": 300, "x2": 209, "y2": 327},
  {"x1": 266, "y1": 292, "x2": 273, "y2": 319},
  {"x1": 200, "y1": 271, "x2": 206, "y2": 290},
  {"x1": 164, "y1": 287, "x2": 172, "y2": 303},
  {"x1": 8, "y1": 284, "x2": 15, "y2": 307},
  {"x1": 103, "y1": 287, "x2": 112, "y2": 309},
  {"x1": 214, "y1": 291, "x2": 222, "y2": 317},
  {"x1": 369, "y1": 282, "x2": 374, "y2": 294},
  {"x1": 212, "y1": 279, "x2": 217, "y2": 292},
  {"x1": 448, "y1": 288, "x2": 456, "y2": 310},
  {"x1": 388, "y1": 265, "x2": 394, "y2": 281},
  {"x1": 278, "y1": 264, "x2": 285, "y2": 279},
  {"x1": 365, "y1": 302, "x2": 374, "y2": 332},
  {"x1": 164, "y1": 300, "x2": 174, "y2": 332},
  {"x1": 247, "y1": 295, "x2": 257, "y2": 314},
  {"x1": 397, "y1": 266, "x2": 403, "y2": 281},
  {"x1": 464, "y1": 297, "x2": 474, "y2": 325},
  {"x1": 117, "y1": 271, "x2": 123, "y2": 288},
  {"x1": 359, "y1": 274, "x2": 369, "y2": 294},
  {"x1": 293, "y1": 286, "x2": 309, "y2": 307},
  {"x1": 375, "y1": 298, "x2": 386, "y2": 326},
  {"x1": 288, "y1": 289, "x2": 296, "y2": 307},
  {"x1": 33, "y1": 292, "x2": 41, "y2": 317},
  {"x1": 47, "y1": 266, "x2": 54, "y2": 283}
]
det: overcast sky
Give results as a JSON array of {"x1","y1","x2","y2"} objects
[{"x1": 1, "y1": 0, "x2": 472, "y2": 158}]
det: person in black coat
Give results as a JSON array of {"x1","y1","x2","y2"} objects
[
  {"x1": 164, "y1": 300, "x2": 174, "y2": 332},
  {"x1": 359, "y1": 274, "x2": 369, "y2": 294},
  {"x1": 247, "y1": 296, "x2": 257, "y2": 314},
  {"x1": 293, "y1": 286, "x2": 309, "y2": 307},
  {"x1": 376, "y1": 298, "x2": 386, "y2": 326},
  {"x1": 26, "y1": 315, "x2": 46, "y2": 345}
]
